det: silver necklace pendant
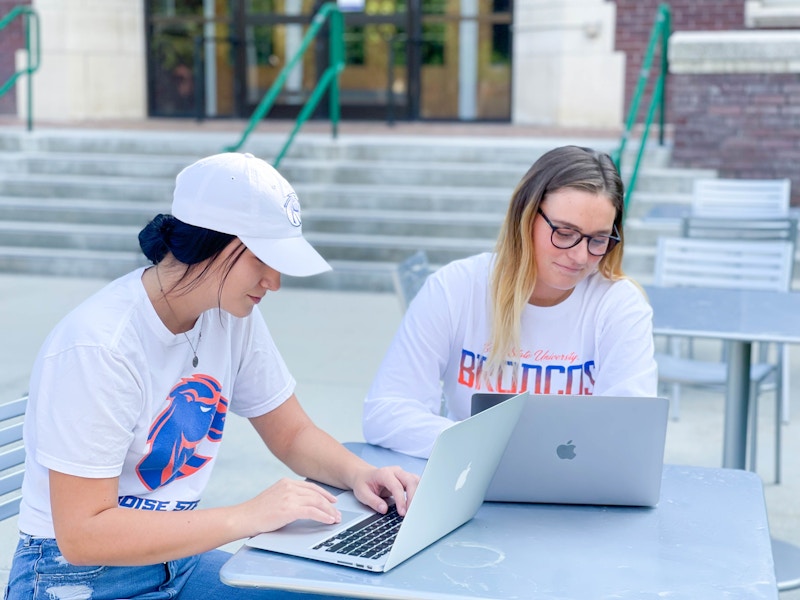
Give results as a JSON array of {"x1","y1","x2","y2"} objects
[
  {"x1": 184, "y1": 329, "x2": 201, "y2": 369},
  {"x1": 155, "y1": 267, "x2": 202, "y2": 370}
]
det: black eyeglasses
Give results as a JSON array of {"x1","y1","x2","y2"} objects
[{"x1": 537, "y1": 208, "x2": 621, "y2": 257}]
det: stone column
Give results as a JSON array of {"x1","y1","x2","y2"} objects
[
  {"x1": 17, "y1": 0, "x2": 147, "y2": 121},
  {"x1": 512, "y1": 0, "x2": 624, "y2": 128}
]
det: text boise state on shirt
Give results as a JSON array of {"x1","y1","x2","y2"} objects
[{"x1": 118, "y1": 495, "x2": 199, "y2": 511}]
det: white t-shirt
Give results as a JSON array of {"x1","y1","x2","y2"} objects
[
  {"x1": 363, "y1": 253, "x2": 657, "y2": 458},
  {"x1": 19, "y1": 268, "x2": 294, "y2": 538}
]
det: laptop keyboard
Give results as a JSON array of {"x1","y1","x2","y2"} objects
[{"x1": 313, "y1": 504, "x2": 404, "y2": 559}]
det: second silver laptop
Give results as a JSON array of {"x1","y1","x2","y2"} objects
[{"x1": 471, "y1": 393, "x2": 669, "y2": 507}]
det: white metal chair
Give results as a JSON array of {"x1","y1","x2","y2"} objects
[
  {"x1": 691, "y1": 177, "x2": 791, "y2": 218},
  {"x1": 688, "y1": 177, "x2": 793, "y2": 430},
  {"x1": 682, "y1": 215, "x2": 798, "y2": 247},
  {"x1": 680, "y1": 214, "x2": 798, "y2": 428},
  {"x1": 392, "y1": 251, "x2": 444, "y2": 414},
  {"x1": 391, "y1": 250, "x2": 434, "y2": 313},
  {"x1": 0, "y1": 396, "x2": 26, "y2": 521},
  {"x1": 653, "y1": 237, "x2": 794, "y2": 483}
]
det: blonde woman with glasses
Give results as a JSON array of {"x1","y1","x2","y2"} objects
[{"x1": 363, "y1": 145, "x2": 657, "y2": 458}]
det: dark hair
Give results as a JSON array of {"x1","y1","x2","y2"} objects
[
  {"x1": 138, "y1": 214, "x2": 246, "y2": 297},
  {"x1": 138, "y1": 214, "x2": 236, "y2": 265}
]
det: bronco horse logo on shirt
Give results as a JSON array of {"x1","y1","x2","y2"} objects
[{"x1": 136, "y1": 374, "x2": 228, "y2": 491}]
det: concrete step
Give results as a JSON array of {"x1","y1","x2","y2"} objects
[
  {"x1": 0, "y1": 196, "x2": 168, "y2": 225},
  {"x1": 0, "y1": 152, "x2": 191, "y2": 179},
  {"x1": 622, "y1": 216, "x2": 682, "y2": 246},
  {"x1": 0, "y1": 245, "x2": 147, "y2": 279},
  {"x1": 0, "y1": 221, "x2": 140, "y2": 252},
  {"x1": 287, "y1": 183, "x2": 512, "y2": 211},
  {"x1": 0, "y1": 151, "x2": 528, "y2": 189},
  {"x1": 0, "y1": 128, "x2": 666, "y2": 166},
  {"x1": 304, "y1": 208, "x2": 504, "y2": 238},
  {"x1": 625, "y1": 191, "x2": 692, "y2": 220},
  {"x1": 624, "y1": 167, "x2": 718, "y2": 194},
  {"x1": 280, "y1": 158, "x2": 527, "y2": 188},
  {"x1": 306, "y1": 231, "x2": 495, "y2": 265},
  {"x1": 0, "y1": 173, "x2": 173, "y2": 202},
  {"x1": 621, "y1": 245, "x2": 656, "y2": 284}
]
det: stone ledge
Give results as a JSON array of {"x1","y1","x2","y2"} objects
[
  {"x1": 669, "y1": 30, "x2": 800, "y2": 74},
  {"x1": 745, "y1": 0, "x2": 800, "y2": 28}
]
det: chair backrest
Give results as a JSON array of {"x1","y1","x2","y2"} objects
[
  {"x1": 654, "y1": 237, "x2": 794, "y2": 292},
  {"x1": 392, "y1": 250, "x2": 434, "y2": 313},
  {"x1": 0, "y1": 396, "x2": 26, "y2": 521},
  {"x1": 681, "y1": 215, "x2": 798, "y2": 247},
  {"x1": 691, "y1": 178, "x2": 791, "y2": 218}
]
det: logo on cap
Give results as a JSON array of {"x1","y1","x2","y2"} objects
[{"x1": 284, "y1": 193, "x2": 302, "y2": 227}]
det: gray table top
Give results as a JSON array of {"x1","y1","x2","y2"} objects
[
  {"x1": 644, "y1": 285, "x2": 800, "y2": 344},
  {"x1": 220, "y1": 444, "x2": 778, "y2": 599}
]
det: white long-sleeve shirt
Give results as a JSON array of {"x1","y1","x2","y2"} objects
[{"x1": 363, "y1": 253, "x2": 657, "y2": 458}]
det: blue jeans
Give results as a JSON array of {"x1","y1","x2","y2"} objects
[{"x1": 5, "y1": 533, "x2": 345, "y2": 599}]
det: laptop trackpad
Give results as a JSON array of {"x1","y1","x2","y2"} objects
[{"x1": 278, "y1": 510, "x2": 364, "y2": 535}]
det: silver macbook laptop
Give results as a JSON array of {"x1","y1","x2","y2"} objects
[
  {"x1": 245, "y1": 391, "x2": 527, "y2": 572},
  {"x1": 471, "y1": 393, "x2": 669, "y2": 507}
]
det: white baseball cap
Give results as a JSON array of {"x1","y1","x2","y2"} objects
[{"x1": 171, "y1": 152, "x2": 331, "y2": 277}]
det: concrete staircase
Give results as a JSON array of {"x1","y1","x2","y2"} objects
[{"x1": 0, "y1": 127, "x2": 710, "y2": 291}]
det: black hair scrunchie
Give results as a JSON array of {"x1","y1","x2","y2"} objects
[
  {"x1": 156, "y1": 214, "x2": 176, "y2": 242},
  {"x1": 138, "y1": 214, "x2": 176, "y2": 264}
]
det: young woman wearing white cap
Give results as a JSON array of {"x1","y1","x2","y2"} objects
[
  {"x1": 6, "y1": 153, "x2": 419, "y2": 599},
  {"x1": 363, "y1": 145, "x2": 657, "y2": 458}
]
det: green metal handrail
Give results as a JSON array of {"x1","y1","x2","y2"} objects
[
  {"x1": 224, "y1": 3, "x2": 344, "y2": 168},
  {"x1": 0, "y1": 5, "x2": 40, "y2": 132},
  {"x1": 612, "y1": 2, "x2": 670, "y2": 216}
]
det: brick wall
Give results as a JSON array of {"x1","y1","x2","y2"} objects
[
  {"x1": 615, "y1": 0, "x2": 744, "y2": 121},
  {"x1": 670, "y1": 72, "x2": 800, "y2": 205},
  {"x1": 617, "y1": 2, "x2": 800, "y2": 206},
  {"x1": 0, "y1": 0, "x2": 33, "y2": 115}
]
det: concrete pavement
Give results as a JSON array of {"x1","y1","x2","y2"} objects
[{"x1": 1, "y1": 272, "x2": 799, "y2": 597}]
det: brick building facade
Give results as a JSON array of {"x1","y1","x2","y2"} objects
[
  {"x1": 614, "y1": 0, "x2": 744, "y2": 120},
  {"x1": 670, "y1": 50, "x2": 800, "y2": 205},
  {"x1": 616, "y1": 1, "x2": 800, "y2": 206},
  {"x1": 671, "y1": 72, "x2": 800, "y2": 183}
]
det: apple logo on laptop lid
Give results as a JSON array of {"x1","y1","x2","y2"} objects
[
  {"x1": 455, "y1": 462, "x2": 472, "y2": 491},
  {"x1": 556, "y1": 440, "x2": 576, "y2": 460}
]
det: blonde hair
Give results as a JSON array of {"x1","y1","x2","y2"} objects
[{"x1": 486, "y1": 145, "x2": 627, "y2": 380}]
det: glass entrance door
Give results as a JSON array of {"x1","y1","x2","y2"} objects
[
  {"x1": 239, "y1": 0, "x2": 411, "y2": 119},
  {"x1": 146, "y1": 0, "x2": 511, "y2": 121},
  {"x1": 418, "y1": 0, "x2": 511, "y2": 120},
  {"x1": 237, "y1": 0, "x2": 319, "y2": 118}
]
